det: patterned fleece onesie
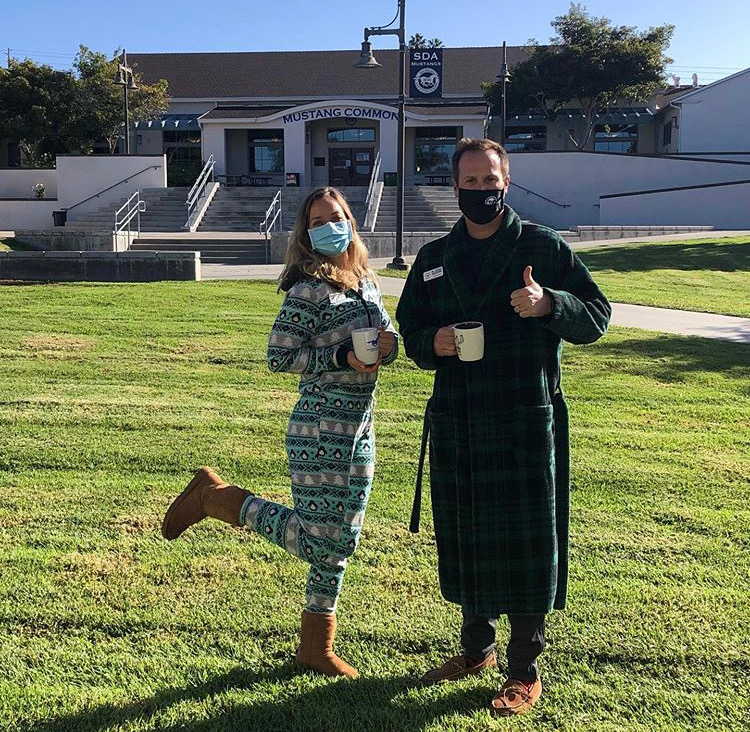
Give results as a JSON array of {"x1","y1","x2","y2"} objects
[{"x1": 239, "y1": 276, "x2": 398, "y2": 613}]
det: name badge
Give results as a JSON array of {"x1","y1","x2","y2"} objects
[
  {"x1": 329, "y1": 292, "x2": 350, "y2": 305},
  {"x1": 424, "y1": 266, "x2": 444, "y2": 282}
]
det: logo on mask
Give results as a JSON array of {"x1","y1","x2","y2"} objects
[
  {"x1": 414, "y1": 68, "x2": 440, "y2": 95},
  {"x1": 484, "y1": 195, "x2": 498, "y2": 206}
]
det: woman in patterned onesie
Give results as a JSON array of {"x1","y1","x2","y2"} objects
[{"x1": 161, "y1": 187, "x2": 398, "y2": 679}]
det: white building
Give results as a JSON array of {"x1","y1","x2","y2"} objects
[
  {"x1": 668, "y1": 67, "x2": 750, "y2": 156},
  {"x1": 126, "y1": 48, "x2": 500, "y2": 188}
]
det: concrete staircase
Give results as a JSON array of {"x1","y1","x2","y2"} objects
[
  {"x1": 198, "y1": 187, "x2": 280, "y2": 232},
  {"x1": 123, "y1": 185, "x2": 372, "y2": 265},
  {"x1": 130, "y1": 235, "x2": 268, "y2": 265},
  {"x1": 66, "y1": 188, "x2": 191, "y2": 232},
  {"x1": 374, "y1": 186, "x2": 461, "y2": 232},
  {"x1": 198, "y1": 186, "x2": 368, "y2": 232}
]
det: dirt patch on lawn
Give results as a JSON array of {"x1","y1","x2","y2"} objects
[{"x1": 22, "y1": 335, "x2": 96, "y2": 352}]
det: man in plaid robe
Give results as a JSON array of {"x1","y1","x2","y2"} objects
[{"x1": 396, "y1": 138, "x2": 611, "y2": 716}]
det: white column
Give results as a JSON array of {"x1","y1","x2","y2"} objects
[
  {"x1": 284, "y1": 121, "x2": 307, "y2": 186},
  {"x1": 462, "y1": 120, "x2": 486, "y2": 140},
  {"x1": 201, "y1": 124, "x2": 226, "y2": 176},
  {"x1": 379, "y1": 116, "x2": 398, "y2": 178}
]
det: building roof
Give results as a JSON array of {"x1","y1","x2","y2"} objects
[
  {"x1": 128, "y1": 47, "x2": 529, "y2": 100},
  {"x1": 667, "y1": 66, "x2": 750, "y2": 104},
  {"x1": 649, "y1": 85, "x2": 698, "y2": 112}
]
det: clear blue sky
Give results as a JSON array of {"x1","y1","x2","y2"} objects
[{"x1": 1, "y1": 0, "x2": 746, "y2": 85}]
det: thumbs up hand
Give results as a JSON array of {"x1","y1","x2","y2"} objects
[{"x1": 510, "y1": 265, "x2": 552, "y2": 318}]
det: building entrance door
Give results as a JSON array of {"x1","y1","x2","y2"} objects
[{"x1": 329, "y1": 148, "x2": 374, "y2": 186}]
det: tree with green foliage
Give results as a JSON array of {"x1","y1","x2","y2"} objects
[
  {"x1": 0, "y1": 46, "x2": 168, "y2": 167},
  {"x1": 484, "y1": 3, "x2": 674, "y2": 149},
  {"x1": 409, "y1": 33, "x2": 444, "y2": 48},
  {"x1": 73, "y1": 46, "x2": 169, "y2": 154},
  {"x1": 0, "y1": 59, "x2": 80, "y2": 167}
]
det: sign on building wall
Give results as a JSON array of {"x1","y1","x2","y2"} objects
[
  {"x1": 282, "y1": 106, "x2": 398, "y2": 123},
  {"x1": 409, "y1": 49, "x2": 443, "y2": 99}
]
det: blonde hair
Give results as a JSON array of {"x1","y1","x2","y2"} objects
[{"x1": 279, "y1": 186, "x2": 375, "y2": 292}]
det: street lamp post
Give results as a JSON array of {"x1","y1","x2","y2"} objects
[
  {"x1": 354, "y1": 0, "x2": 409, "y2": 271},
  {"x1": 497, "y1": 41, "x2": 511, "y2": 146},
  {"x1": 113, "y1": 49, "x2": 137, "y2": 154}
]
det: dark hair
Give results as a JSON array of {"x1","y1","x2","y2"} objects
[{"x1": 451, "y1": 137, "x2": 509, "y2": 183}]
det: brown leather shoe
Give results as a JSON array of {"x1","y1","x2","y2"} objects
[
  {"x1": 295, "y1": 611, "x2": 359, "y2": 678},
  {"x1": 421, "y1": 652, "x2": 497, "y2": 684},
  {"x1": 490, "y1": 677, "x2": 542, "y2": 716},
  {"x1": 161, "y1": 467, "x2": 251, "y2": 540}
]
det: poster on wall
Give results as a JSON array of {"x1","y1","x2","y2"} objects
[{"x1": 409, "y1": 49, "x2": 443, "y2": 99}]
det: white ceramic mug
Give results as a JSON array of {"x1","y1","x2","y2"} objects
[
  {"x1": 453, "y1": 322, "x2": 484, "y2": 362},
  {"x1": 352, "y1": 327, "x2": 380, "y2": 365}
]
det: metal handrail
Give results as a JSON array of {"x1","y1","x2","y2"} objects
[
  {"x1": 510, "y1": 182, "x2": 570, "y2": 209},
  {"x1": 185, "y1": 154, "x2": 215, "y2": 228},
  {"x1": 114, "y1": 190, "x2": 146, "y2": 249},
  {"x1": 363, "y1": 152, "x2": 382, "y2": 231},
  {"x1": 258, "y1": 189, "x2": 282, "y2": 265},
  {"x1": 64, "y1": 165, "x2": 161, "y2": 213}
]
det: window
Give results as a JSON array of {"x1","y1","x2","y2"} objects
[
  {"x1": 163, "y1": 130, "x2": 201, "y2": 144},
  {"x1": 165, "y1": 147, "x2": 202, "y2": 165},
  {"x1": 662, "y1": 120, "x2": 672, "y2": 147},
  {"x1": 248, "y1": 129, "x2": 284, "y2": 173},
  {"x1": 165, "y1": 145, "x2": 203, "y2": 185},
  {"x1": 415, "y1": 126, "x2": 460, "y2": 140},
  {"x1": 594, "y1": 124, "x2": 638, "y2": 154},
  {"x1": 503, "y1": 126, "x2": 546, "y2": 151},
  {"x1": 414, "y1": 126, "x2": 460, "y2": 174},
  {"x1": 327, "y1": 128, "x2": 376, "y2": 143}
]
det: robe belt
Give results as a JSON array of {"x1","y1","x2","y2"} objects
[{"x1": 409, "y1": 398, "x2": 432, "y2": 533}]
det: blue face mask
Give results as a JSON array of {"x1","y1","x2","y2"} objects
[{"x1": 308, "y1": 219, "x2": 352, "y2": 257}]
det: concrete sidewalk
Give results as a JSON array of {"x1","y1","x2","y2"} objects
[
  {"x1": 202, "y1": 243, "x2": 750, "y2": 343},
  {"x1": 371, "y1": 275, "x2": 750, "y2": 343}
]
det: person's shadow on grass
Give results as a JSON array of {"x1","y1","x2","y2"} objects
[{"x1": 27, "y1": 664, "x2": 500, "y2": 732}]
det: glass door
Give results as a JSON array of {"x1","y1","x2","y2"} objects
[{"x1": 329, "y1": 148, "x2": 374, "y2": 186}]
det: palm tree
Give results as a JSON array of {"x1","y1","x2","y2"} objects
[{"x1": 409, "y1": 34, "x2": 444, "y2": 48}]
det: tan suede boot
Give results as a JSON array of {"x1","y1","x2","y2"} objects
[
  {"x1": 161, "y1": 467, "x2": 251, "y2": 540},
  {"x1": 295, "y1": 611, "x2": 359, "y2": 678}
]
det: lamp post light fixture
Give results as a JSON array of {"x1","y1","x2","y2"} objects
[
  {"x1": 354, "y1": 0, "x2": 409, "y2": 271},
  {"x1": 497, "y1": 41, "x2": 511, "y2": 147},
  {"x1": 113, "y1": 49, "x2": 137, "y2": 154}
]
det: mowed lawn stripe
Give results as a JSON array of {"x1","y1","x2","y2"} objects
[{"x1": 0, "y1": 280, "x2": 747, "y2": 731}]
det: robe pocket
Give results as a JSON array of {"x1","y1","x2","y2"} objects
[
  {"x1": 512, "y1": 404, "x2": 556, "y2": 495},
  {"x1": 428, "y1": 409, "x2": 457, "y2": 471}
]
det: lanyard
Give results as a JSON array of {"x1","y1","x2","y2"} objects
[{"x1": 349, "y1": 288, "x2": 375, "y2": 329}]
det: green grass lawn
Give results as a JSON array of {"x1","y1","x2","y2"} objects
[
  {"x1": 379, "y1": 236, "x2": 750, "y2": 317},
  {"x1": 376, "y1": 267, "x2": 409, "y2": 279},
  {"x1": 0, "y1": 280, "x2": 748, "y2": 732},
  {"x1": 578, "y1": 236, "x2": 750, "y2": 318}
]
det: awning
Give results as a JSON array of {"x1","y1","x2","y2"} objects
[
  {"x1": 509, "y1": 108, "x2": 654, "y2": 124},
  {"x1": 134, "y1": 113, "x2": 201, "y2": 130}
]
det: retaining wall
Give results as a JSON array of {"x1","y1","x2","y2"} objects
[{"x1": 0, "y1": 250, "x2": 200, "y2": 282}]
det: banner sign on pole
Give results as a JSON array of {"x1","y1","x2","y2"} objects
[{"x1": 409, "y1": 49, "x2": 443, "y2": 98}]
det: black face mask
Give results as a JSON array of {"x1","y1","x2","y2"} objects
[{"x1": 458, "y1": 188, "x2": 505, "y2": 225}]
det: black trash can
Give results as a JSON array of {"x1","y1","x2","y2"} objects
[
  {"x1": 52, "y1": 210, "x2": 67, "y2": 227},
  {"x1": 383, "y1": 172, "x2": 397, "y2": 186}
]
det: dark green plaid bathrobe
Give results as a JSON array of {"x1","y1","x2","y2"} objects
[{"x1": 396, "y1": 206, "x2": 611, "y2": 616}]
